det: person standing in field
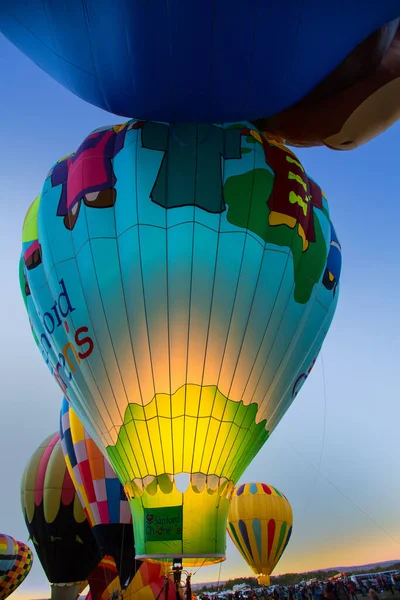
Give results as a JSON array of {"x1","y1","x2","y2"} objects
[
  {"x1": 368, "y1": 589, "x2": 379, "y2": 600},
  {"x1": 347, "y1": 582, "x2": 358, "y2": 600},
  {"x1": 323, "y1": 583, "x2": 337, "y2": 600}
]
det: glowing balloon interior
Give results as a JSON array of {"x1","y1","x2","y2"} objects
[{"x1": 20, "y1": 120, "x2": 341, "y2": 566}]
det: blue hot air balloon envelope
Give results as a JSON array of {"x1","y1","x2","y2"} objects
[{"x1": 1, "y1": 1, "x2": 400, "y2": 122}]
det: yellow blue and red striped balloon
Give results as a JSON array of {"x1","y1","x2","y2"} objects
[{"x1": 227, "y1": 483, "x2": 293, "y2": 586}]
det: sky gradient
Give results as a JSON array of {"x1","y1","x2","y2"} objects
[{"x1": 1, "y1": 34, "x2": 400, "y2": 599}]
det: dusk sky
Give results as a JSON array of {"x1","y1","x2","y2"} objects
[{"x1": 1, "y1": 33, "x2": 400, "y2": 599}]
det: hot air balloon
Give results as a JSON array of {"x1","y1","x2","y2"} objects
[
  {"x1": 20, "y1": 120, "x2": 341, "y2": 567},
  {"x1": 257, "y1": 18, "x2": 400, "y2": 150},
  {"x1": 0, "y1": 536, "x2": 17, "y2": 584},
  {"x1": 1, "y1": 2, "x2": 400, "y2": 123},
  {"x1": 227, "y1": 483, "x2": 293, "y2": 586},
  {"x1": 0, "y1": 541, "x2": 33, "y2": 600},
  {"x1": 60, "y1": 398, "x2": 137, "y2": 589},
  {"x1": 85, "y1": 560, "x2": 181, "y2": 600},
  {"x1": 21, "y1": 433, "x2": 101, "y2": 600}
]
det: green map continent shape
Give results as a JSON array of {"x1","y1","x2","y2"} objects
[{"x1": 223, "y1": 168, "x2": 327, "y2": 304}]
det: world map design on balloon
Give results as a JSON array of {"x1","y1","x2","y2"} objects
[{"x1": 20, "y1": 120, "x2": 341, "y2": 564}]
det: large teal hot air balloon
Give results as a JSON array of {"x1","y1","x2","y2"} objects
[{"x1": 20, "y1": 121, "x2": 341, "y2": 567}]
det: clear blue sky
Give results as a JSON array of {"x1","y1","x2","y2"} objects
[{"x1": 1, "y1": 33, "x2": 400, "y2": 599}]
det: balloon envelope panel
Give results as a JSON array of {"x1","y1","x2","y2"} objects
[
  {"x1": 1, "y1": 1, "x2": 400, "y2": 121},
  {"x1": 21, "y1": 120, "x2": 340, "y2": 565}
]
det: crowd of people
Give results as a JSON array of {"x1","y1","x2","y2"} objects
[
  {"x1": 271, "y1": 576, "x2": 400, "y2": 600},
  {"x1": 199, "y1": 575, "x2": 400, "y2": 600},
  {"x1": 283, "y1": 577, "x2": 400, "y2": 600}
]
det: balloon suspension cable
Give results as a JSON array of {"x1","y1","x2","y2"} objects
[
  {"x1": 153, "y1": 576, "x2": 169, "y2": 600},
  {"x1": 119, "y1": 525, "x2": 125, "y2": 587},
  {"x1": 108, "y1": 524, "x2": 129, "y2": 598},
  {"x1": 290, "y1": 351, "x2": 400, "y2": 547},
  {"x1": 105, "y1": 557, "x2": 117, "y2": 592},
  {"x1": 191, "y1": 557, "x2": 206, "y2": 578},
  {"x1": 303, "y1": 351, "x2": 328, "y2": 513},
  {"x1": 216, "y1": 561, "x2": 223, "y2": 593},
  {"x1": 186, "y1": 573, "x2": 192, "y2": 600}
]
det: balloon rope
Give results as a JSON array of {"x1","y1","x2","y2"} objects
[
  {"x1": 302, "y1": 351, "x2": 327, "y2": 513},
  {"x1": 191, "y1": 558, "x2": 207, "y2": 578},
  {"x1": 217, "y1": 561, "x2": 223, "y2": 592},
  {"x1": 153, "y1": 577, "x2": 168, "y2": 600},
  {"x1": 144, "y1": 575, "x2": 169, "y2": 600},
  {"x1": 104, "y1": 557, "x2": 114, "y2": 593},
  {"x1": 118, "y1": 524, "x2": 125, "y2": 588},
  {"x1": 288, "y1": 443, "x2": 400, "y2": 547}
]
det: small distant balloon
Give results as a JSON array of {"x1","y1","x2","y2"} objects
[
  {"x1": 227, "y1": 483, "x2": 293, "y2": 586},
  {"x1": 0, "y1": 541, "x2": 33, "y2": 600},
  {"x1": 0, "y1": 536, "x2": 17, "y2": 584}
]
